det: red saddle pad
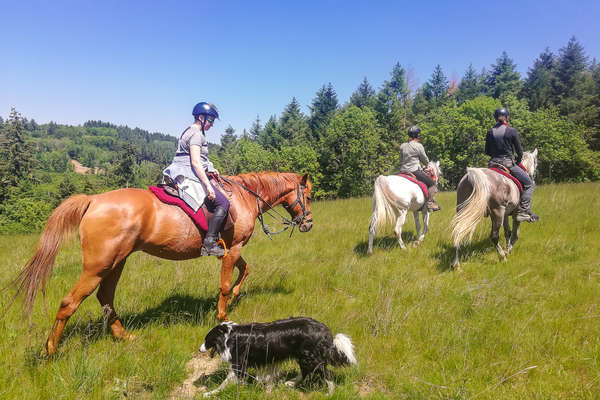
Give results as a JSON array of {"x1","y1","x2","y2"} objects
[
  {"x1": 488, "y1": 168, "x2": 523, "y2": 193},
  {"x1": 148, "y1": 185, "x2": 208, "y2": 231},
  {"x1": 397, "y1": 174, "x2": 429, "y2": 198}
]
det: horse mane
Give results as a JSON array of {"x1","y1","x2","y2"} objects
[
  {"x1": 520, "y1": 151, "x2": 537, "y2": 178},
  {"x1": 227, "y1": 171, "x2": 301, "y2": 197}
]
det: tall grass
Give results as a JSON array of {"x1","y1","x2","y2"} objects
[{"x1": 1, "y1": 182, "x2": 599, "y2": 399}]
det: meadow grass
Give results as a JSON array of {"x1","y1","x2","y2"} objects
[{"x1": 1, "y1": 182, "x2": 599, "y2": 399}]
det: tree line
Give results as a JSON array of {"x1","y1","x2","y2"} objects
[
  {"x1": 1, "y1": 36, "x2": 598, "y2": 233},
  {"x1": 209, "y1": 36, "x2": 599, "y2": 196}
]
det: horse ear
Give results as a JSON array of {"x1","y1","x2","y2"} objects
[
  {"x1": 533, "y1": 148, "x2": 538, "y2": 157},
  {"x1": 436, "y1": 161, "x2": 440, "y2": 168},
  {"x1": 301, "y1": 173, "x2": 309, "y2": 185}
]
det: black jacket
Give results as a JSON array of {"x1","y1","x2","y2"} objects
[{"x1": 485, "y1": 123, "x2": 523, "y2": 164}]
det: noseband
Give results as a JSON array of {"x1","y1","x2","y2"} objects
[{"x1": 284, "y1": 183, "x2": 313, "y2": 226}]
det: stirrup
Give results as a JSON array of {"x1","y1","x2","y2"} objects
[
  {"x1": 427, "y1": 202, "x2": 441, "y2": 212},
  {"x1": 201, "y1": 239, "x2": 226, "y2": 257}
]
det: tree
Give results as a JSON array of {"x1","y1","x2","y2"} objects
[
  {"x1": 309, "y1": 83, "x2": 339, "y2": 142},
  {"x1": 279, "y1": 97, "x2": 310, "y2": 146},
  {"x1": 487, "y1": 51, "x2": 522, "y2": 100},
  {"x1": 422, "y1": 65, "x2": 449, "y2": 110},
  {"x1": 218, "y1": 125, "x2": 238, "y2": 174},
  {"x1": 522, "y1": 48, "x2": 556, "y2": 110},
  {"x1": 319, "y1": 106, "x2": 383, "y2": 197},
  {"x1": 349, "y1": 77, "x2": 376, "y2": 109},
  {"x1": 257, "y1": 116, "x2": 281, "y2": 150},
  {"x1": 249, "y1": 115, "x2": 262, "y2": 141},
  {"x1": 554, "y1": 36, "x2": 588, "y2": 102},
  {"x1": 456, "y1": 64, "x2": 486, "y2": 104},
  {"x1": 111, "y1": 143, "x2": 137, "y2": 187},
  {"x1": 1, "y1": 108, "x2": 33, "y2": 187}
]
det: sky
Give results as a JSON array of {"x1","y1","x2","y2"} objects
[{"x1": 2, "y1": 0, "x2": 600, "y2": 143}]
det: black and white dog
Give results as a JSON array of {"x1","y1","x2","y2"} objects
[{"x1": 199, "y1": 317, "x2": 357, "y2": 396}]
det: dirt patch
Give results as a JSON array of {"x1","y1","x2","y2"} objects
[
  {"x1": 170, "y1": 353, "x2": 223, "y2": 399},
  {"x1": 70, "y1": 159, "x2": 104, "y2": 174}
]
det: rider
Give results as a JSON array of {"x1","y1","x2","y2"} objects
[
  {"x1": 163, "y1": 102, "x2": 230, "y2": 256},
  {"x1": 485, "y1": 107, "x2": 539, "y2": 223},
  {"x1": 398, "y1": 125, "x2": 440, "y2": 212}
]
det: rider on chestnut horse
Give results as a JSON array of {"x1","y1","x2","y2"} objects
[
  {"x1": 163, "y1": 102, "x2": 230, "y2": 257},
  {"x1": 485, "y1": 108, "x2": 539, "y2": 223},
  {"x1": 398, "y1": 125, "x2": 441, "y2": 212}
]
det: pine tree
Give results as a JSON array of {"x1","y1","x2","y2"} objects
[
  {"x1": 487, "y1": 51, "x2": 522, "y2": 100},
  {"x1": 424, "y1": 65, "x2": 449, "y2": 107},
  {"x1": 523, "y1": 48, "x2": 555, "y2": 110},
  {"x1": 457, "y1": 64, "x2": 485, "y2": 104},
  {"x1": 249, "y1": 115, "x2": 262, "y2": 141},
  {"x1": 349, "y1": 77, "x2": 376, "y2": 109},
  {"x1": 1, "y1": 108, "x2": 32, "y2": 186},
  {"x1": 554, "y1": 36, "x2": 588, "y2": 101},
  {"x1": 309, "y1": 83, "x2": 339, "y2": 142},
  {"x1": 279, "y1": 97, "x2": 310, "y2": 145},
  {"x1": 257, "y1": 116, "x2": 281, "y2": 150}
]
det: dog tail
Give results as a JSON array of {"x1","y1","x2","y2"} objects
[{"x1": 329, "y1": 333, "x2": 357, "y2": 366}]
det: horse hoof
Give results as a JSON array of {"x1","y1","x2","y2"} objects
[{"x1": 122, "y1": 332, "x2": 137, "y2": 341}]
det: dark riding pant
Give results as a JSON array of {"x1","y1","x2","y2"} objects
[
  {"x1": 412, "y1": 169, "x2": 435, "y2": 188},
  {"x1": 204, "y1": 179, "x2": 230, "y2": 213},
  {"x1": 509, "y1": 165, "x2": 534, "y2": 213}
]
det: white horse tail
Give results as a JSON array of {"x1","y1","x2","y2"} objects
[
  {"x1": 451, "y1": 168, "x2": 490, "y2": 247},
  {"x1": 370, "y1": 175, "x2": 396, "y2": 233}
]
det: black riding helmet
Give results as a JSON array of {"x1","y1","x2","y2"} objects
[
  {"x1": 192, "y1": 102, "x2": 219, "y2": 135},
  {"x1": 408, "y1": 125, "x2": 421, "y2": 138},
  {"x1": 494, "y1": 107, "x2": 509, "y2": 120}
]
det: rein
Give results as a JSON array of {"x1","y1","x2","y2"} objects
[{"x1": 217, "y1": 175, "x2": 311, "y2": 240}]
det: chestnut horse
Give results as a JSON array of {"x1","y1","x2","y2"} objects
[{"x1": 12, "y1": 172, "x2": 312, "y2": 355}]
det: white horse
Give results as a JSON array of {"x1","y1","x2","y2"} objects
[
  {"x1": 451, "y1": 149, "x2": 538, "y2": 269},
  {"x1": 368, "y1": 161, "x2": 441, "y2": 254}
]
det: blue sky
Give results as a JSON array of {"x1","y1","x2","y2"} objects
[{"x1": 2, "y1": 0, "x2": 599, "y2": 143}]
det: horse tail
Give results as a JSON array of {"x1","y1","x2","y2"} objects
[
  {"x1": 370, "y1": 175, "x2": 396, "y2": 233},
  {"x1": 8, "y1": 194, "x2": 91, "y2": 320},
  {"x1": 451, "y1": 168, "x2": 490, "y2": 247}
]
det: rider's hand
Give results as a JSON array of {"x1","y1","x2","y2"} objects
[{"x1": 207, "y1": 187, "x2": 216, "y2": 200}]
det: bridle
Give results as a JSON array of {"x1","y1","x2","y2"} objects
[
  {"x1": 217, "y1": 176, "x2": 312, "y2": 239},
  {"x1": 283, "y1": 183, "x2": 313, "y2": 227}
]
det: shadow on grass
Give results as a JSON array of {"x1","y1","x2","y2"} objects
[
  {"x1": 198, "y1": 367, "x2": 348, "y2": 395},
  {"x1": 354, "y1": 233, "x2": 417, "y2": 257},
  {"x1": 55, "y1": 281, "x2": 291, "y2": 349},
  {"x1": 434, "y1": 237, "x2": 493, "y2": 272}
]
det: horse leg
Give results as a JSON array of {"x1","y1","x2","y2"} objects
[
  {"x1": 413, "y1": 211, "x2": 421, "y2": 244},
  {"x1": 507, "y1": 218, "x2": 521, "y2": 254},
  {"x1": 368, "y1": 212, "x2": 377, "y2": 255},
  {"x1": 452, "y1": 246, "x2": 461, "y2": 270},
  {"x1": 96, "y1": 259, "x2": 135, "y2": 341},
  {"x1": 217, "y1": 245, "x2": 241, "y2": 320},
  {"x1": 228, "y1": 255, "x2": 249, "y2": 306},
  {"x1": 394, "y1": 209, "x2": 408, "y2": 249},
  {"x1": 490, "y1": 208, "x2": 506, "y2": 261},
  {"x1": 421, "y1": 210, "x2": 430, "y2": 241},
  {"x1": 45, "y1": 272, "x2": 104, "y2": 356}
]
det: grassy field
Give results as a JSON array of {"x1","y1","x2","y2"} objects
[{"x1": 1, "y1": 182, "x2": 599, "y2": 399}]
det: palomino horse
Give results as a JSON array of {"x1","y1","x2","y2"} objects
[
  {"x1": 451, "y1": 150, "x2": 538, "y2": 269},
  {"x1": 368, "y1": 161, "x2": 441, "y2": 254},
  {"x1": 11, "y1": 172, "x2": 312, "y2": 355}
]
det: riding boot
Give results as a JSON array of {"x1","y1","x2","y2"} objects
[
  {"x1": 426, "y1": 185, "x2": 441, "y2": 212},
  {"x1": 201, "y1": 207, "x2": 228, "y2": 257}
]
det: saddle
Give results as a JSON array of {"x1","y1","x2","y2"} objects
[
  {"x1": 488, "y1": 164, "x2": 524, "y2": 193},
  {"x1": 149, "y1": 182, "x2": 236, "y2": 232},
  {"x1": 397, "y1": 171, "x2": 429, "y2": 198}
]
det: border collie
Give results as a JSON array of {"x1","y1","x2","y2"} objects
[{"x1": 199, "y1": 317, "x2": 357, "y2": 396}]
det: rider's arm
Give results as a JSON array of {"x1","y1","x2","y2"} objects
[
  {"x1": 485, "y1": 130, "x2": 492, "y2": 156},
  {"x1": 418, "y1": 143, "x2": 429, "y2": 166},
  {"x1": 511, "y1": 129, "x2": 524, "y2": 164},
  {"x1": 190, "y1": 145, "x2": 216, "y2": 200}
]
